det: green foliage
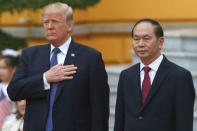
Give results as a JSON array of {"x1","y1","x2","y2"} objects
[
  {"x1": 0, "y1": 0, "x2": 100, "y2": 13},
  {"x1": 0, "y1": 30, "x2": 27, "y2": 51}
]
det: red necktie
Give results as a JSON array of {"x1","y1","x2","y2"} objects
[{"x1": 142, "y1": 66, "x2": 151, "y2": 104}]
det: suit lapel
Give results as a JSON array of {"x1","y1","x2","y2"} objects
[
  {"x1": 55, "y1": 40, "x2": 78, "y2": 101},
  {"x1": 138, "y1": 56, "x2": 171, "y2": 114},
  {"x1": 63, "y1": 40, "x2": 78, "y2": 66},
  {"x1": 130, "y1": 64, "x2": 143, "y2": 110}
]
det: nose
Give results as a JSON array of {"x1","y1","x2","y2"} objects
[
  {"x1": 47, "y1": 21, "x2": 54, "y2": 28},
  {"x1": 138, "y1": 39, "x2": 145, "y2": 46}
]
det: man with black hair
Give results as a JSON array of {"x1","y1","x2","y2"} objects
[{"x1": 114, "y1": 19, "x2": 195, "y2": 131}]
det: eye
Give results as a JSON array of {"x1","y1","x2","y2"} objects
[
  {"x1": 52, "y1": 20, "x2": 59, "y2": 24},
  {"x1": 133, "y1": 37, "x2": 140, "y2": 41},
  {"x1": 144, "y1": 37, "x2": 151, "y2": 41},
  {"x1": 43, "y1": 20, "x2": 49, "y2": 25},
  {"x1": 0, "y1": 66, "x2": 7, "y2": 69},
  {"x1": 52, "y1": 20, "x2": 62, "y2": 24}
]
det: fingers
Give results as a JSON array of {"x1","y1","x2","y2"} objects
[
  {"x1": 46, "y1": 64, "x2": 77, "y2": 83},
  {"x1": 62, "y1": 65, "x2": 77, "y2": 70},
  {"x1": 62, "y1": 76, "x2": 73, "y2": 80},
  {"x1": 64, "y1": 66, "x2": 77, "y2": 71},
  {"x1": 61, "y1": 65, "x2": 77, "y2": 80},
  {"x1": 63, "y1": 70, "x2": 76, "y2": 76},
  {"x1": 52, "y1": 64, "x2": 77, "y2": 70}
]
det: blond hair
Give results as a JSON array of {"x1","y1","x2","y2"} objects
[{"x1": 42, "y1": 2, "x2": 73, "y2": 24}]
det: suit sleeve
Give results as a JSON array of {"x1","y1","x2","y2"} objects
[
  {"x1": 114, "y1": 71, "x2": 124, "y2": 131},
  {"x1": 7, "y1": 49, "x2": 46, "y2": 101},
  {"x1": 89, "y1": 52, "x2": 109, "y2": 131},
  {"x1": 175, "y1": 71, "x2": 195, "y2": 131}
]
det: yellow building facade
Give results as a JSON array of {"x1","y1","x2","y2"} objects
[{"x1": 1, "y1": 0, "x2": 197, "y2": 64}]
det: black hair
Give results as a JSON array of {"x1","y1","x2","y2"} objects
[
  {"x1": 131, "y1": 18, "x2": 164, "y2": 38},
  {"x1": 2, "y1": 55, "x2": 20, "y2": 68}
]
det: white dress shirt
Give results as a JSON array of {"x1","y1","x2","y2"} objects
[
  {"x1": 43, "y1": 37, "x2": 71, "y2": 90},
  {"x1": 2, "y1": 115, "x2": 24, "y2": 131},
  {"x1": 140, "y1": 54, "x2": 163, "y2": 89}
]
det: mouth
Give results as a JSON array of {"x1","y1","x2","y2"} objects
[
  {"x1": 47, "y1": 33, "x2": 56, "y2": 36},
  {"x1": 137, "y1": 50, "x2": 147, "y2": 54}
]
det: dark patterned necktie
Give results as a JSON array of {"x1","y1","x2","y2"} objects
[
  {"x1": 142, "y1": 66, "x2": 151, "y2": 104},
  {"x1": 46, "y1": 47, "x2": 60, "y2": 131}
]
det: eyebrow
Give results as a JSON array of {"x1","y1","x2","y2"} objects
[
  {"x1": 133, "y1": 34, "x2": 151, "y2": 37},
  {"x1": 43, "y1": 18, "x2": 62, "y2": 21}
]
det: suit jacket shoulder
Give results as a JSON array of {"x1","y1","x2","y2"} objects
[
  {"x1": 72, "y1": 41, "x2": 101, "y2": 55},
  {"x1": 120, "y1": 63, "x2": 140, "y2": 77},
  {"x1": 162, "y1": 56, "x2": 192, "y2": 78},
  {"x1": 22, "y1": 44, "x2": 50, "y2": 56}
]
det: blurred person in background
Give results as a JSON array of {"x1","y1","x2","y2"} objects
[
  {"x1": 0, "y1": 49, "x2": 20, "y2": 130},
  {"x1": 2, "y1": 100, "x2": 26, "y2": 131}
]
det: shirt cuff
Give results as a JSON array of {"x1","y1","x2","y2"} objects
[{"x1": 43, "y1": 73, "x2": 50, "y2": 90}]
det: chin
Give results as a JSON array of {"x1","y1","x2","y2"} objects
[
  {"x1": 47, "y1": 38, "x2": 58, "y2": 43},
  {"x1": 46, "y1": 36, "x2": 57, "y2": 40},
  {"x1": 137, "y1": 53, "x2": 147, "y2": 58}
]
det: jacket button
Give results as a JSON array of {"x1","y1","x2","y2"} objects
[{"x1": 138, "y1": 116, "x2": 143, "y2": 120}]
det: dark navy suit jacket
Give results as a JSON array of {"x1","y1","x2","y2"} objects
[
  {"x1": 7, "y1": 40, "x2": 109, "y2": 131},
  {"x1": 114, "y1": 56, "x2": 195, "y2": 131}
]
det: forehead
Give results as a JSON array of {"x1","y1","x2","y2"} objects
[
  {"x1": 133, "y1": 22, "x2": 155, "y2": 36},
  {"x1": 17, "y1": 100, "x2": 26, "y2": 104},
  {"x1": 43, "y1": 12, "x2": 64, "y2": 20},
  {"x1": 0, "y1": 59, "x2": 5, "y2": 64}
]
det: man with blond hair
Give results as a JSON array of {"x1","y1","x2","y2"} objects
[{"x1": 8, "y1": 2, "x2": 109, "y2": 131}]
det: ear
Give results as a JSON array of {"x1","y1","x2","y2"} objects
[
  {"x1": 67, "y1": 22, "x2": 74, "y2": 33},
  {"x1": 158, "y1": 37, "x2": 164, "y2": 50}
]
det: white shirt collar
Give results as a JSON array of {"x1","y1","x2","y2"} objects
[
  {"x1": 140, "y1": 54, "x2": 163, "y2": 72},
  {"x1": 50, "y1": 37, "x2": 71, "y2": 55}
]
